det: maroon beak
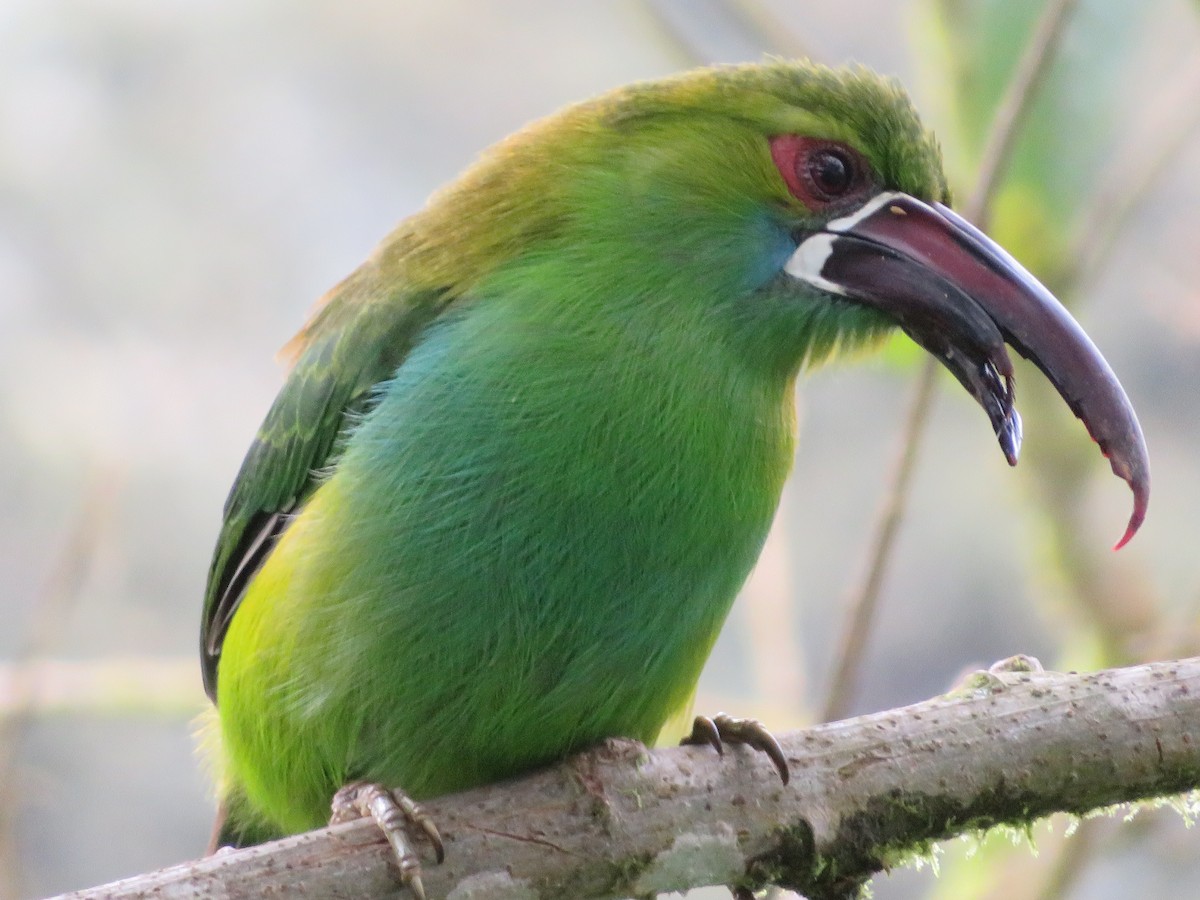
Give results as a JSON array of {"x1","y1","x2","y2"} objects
[{"x1": 785, "y1": 192, "x2": 1149, "y2": 548}]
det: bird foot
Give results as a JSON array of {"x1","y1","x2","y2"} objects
[
  {"x1": 330, "y1": 781, "x2": 445, "y2": 900},
  {"x1": 682, "y1": 713, "x2": 790, "y2": 785}
]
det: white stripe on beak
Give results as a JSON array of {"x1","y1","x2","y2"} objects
[
  {"x1": 782, "y1": 232, "x2": 847, "y2": 296},
  {"x1": 782, "y1": 190, "x2": 908, "y2": 295}
]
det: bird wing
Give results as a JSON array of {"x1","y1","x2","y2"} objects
[{"x1": 200, "y1": 271, "x2": 452, "y2": 700}]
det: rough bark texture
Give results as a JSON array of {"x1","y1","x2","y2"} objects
[{"x1": 55, "y1": 657, "x2": 1200, "y2": 900}]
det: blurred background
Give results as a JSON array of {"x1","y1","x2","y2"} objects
[{"x1": 2, "y1": 1, "x2": 1199, "y2": 898}]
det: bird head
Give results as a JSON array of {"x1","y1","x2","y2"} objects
[{"x1": 401, "y1": 60, "x2": 1148, "y2": 545}]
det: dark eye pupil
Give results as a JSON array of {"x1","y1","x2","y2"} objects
[{"x1": 807, "y1": 150, "x2": 852, "y2": 196}]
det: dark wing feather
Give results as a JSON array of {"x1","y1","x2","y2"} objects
[{"x1": 201, "y1": 278, "x2": 451, "y2": 700}]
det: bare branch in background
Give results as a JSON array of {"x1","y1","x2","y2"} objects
[
  {"x1": 821, "y1": 0, "x2": 1079, "y2": 724},
  {"x1": 1066, "y1": 53, "x2": 1200, "y2": 293},
  {"x1": 639, "y1": 0, "x2": 814, "y2": 67},
  {"x1": 0, "y1": 472, "x2": 120, "y2": 900},
  {"x1": 820, "y1": 360, "x2": 938, "y2": 724},
  {"x1": 961, "y1": 0, "x2": 1081, "y2": 227},
  {"x1": 0, "y1": 658, "x2": 201, "y2": 720}
]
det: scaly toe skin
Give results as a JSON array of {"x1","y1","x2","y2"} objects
[
  {"x1": 682, "y1": 713, "x2": 790, "y2": 785},
  {"x1": 330, "y1": 781, "x2": 444, "y2": 899}
]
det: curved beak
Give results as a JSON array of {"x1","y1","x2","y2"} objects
[{"x1": 785, "y1": 191, "x2": 1149, "y2": 549}]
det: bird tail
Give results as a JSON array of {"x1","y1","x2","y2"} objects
[
  {"x1": 207, "y1": 790, "x2": 284, "y2": 852},
  {"x1": 194, "y1": 705, "x2": 283, "y2": 851}
]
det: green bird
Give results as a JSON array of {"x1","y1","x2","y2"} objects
[{"x1": 201, "y1": 61, "x2": 1148, "y2": 893}]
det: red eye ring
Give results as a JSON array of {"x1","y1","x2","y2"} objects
[{"x1": 770, "y1": 135, "x2": 871, "y2": 210}]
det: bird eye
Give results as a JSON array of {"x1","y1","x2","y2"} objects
[
  {"x1": 806, "y1": 148, "x2": 854, "y2": 200},
  {"x1": 769, "y1": 135, "x2": 871, "y2": 210}
]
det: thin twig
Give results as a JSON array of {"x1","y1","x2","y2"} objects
[
  {"x1": 0, "y1": 657, "x2": 201, "y2": 719},
  {"x1": 0, "y1": 472, "x2": 118, "y2": 900},
  {"x1": 820, "y1": 359, "x2": 938, "y2": 723},
  {"x1": 963, "y1": 0, "x2": 1080, "y2": 225},
  {"x1": 637, "y1": 0, "x2": 815, "y2": 68},
  {"x1": 1034, "y1": 815, "x2": 1099, "y2": 900},
  {"x1": 820, "y1": 0, "x2": 1079, "y2": 723},
  {"x1": 1065, "y1": 52, "x2": 1200, "y2": 293},
  {"x1": 725, "y1": 0, "x2": 815, "y2": 60}
]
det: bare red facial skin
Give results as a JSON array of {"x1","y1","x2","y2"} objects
[{"x1": 769, "y1": 135, "x2": 875, "y2": 211}]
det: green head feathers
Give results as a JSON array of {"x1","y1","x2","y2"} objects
[{"x1": 389, "y1": 61, "x2": 948, "y2": 298}]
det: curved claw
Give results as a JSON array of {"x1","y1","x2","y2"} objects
[
  {"x1": 682, "y1": 713, "x2": 790, "y2": 785},
  {"x1": 683, "y1": 714, "x2": 725, "y2": 756},
  {"x1": 330, "y1": 781, "x2": 445, "y2": 898}
]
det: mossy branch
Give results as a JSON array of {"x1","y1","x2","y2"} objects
[{"x1": 55, "y1": 656, "x2": 1200, "y2": 900}]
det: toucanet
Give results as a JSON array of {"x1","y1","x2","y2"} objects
[{"x1": 201, "y1": 60, "x2": 1149, "y2": 896}]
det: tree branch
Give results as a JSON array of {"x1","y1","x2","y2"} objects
[{"x1": 56, "y1": 656, "x2": 1200, "y2": 900}]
